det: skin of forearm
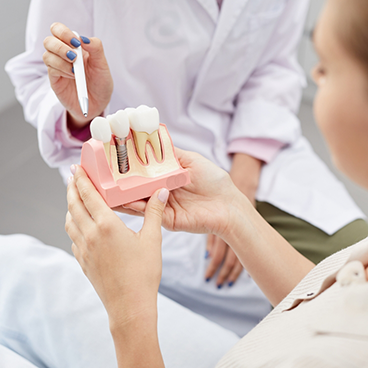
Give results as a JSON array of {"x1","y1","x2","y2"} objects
[
  {"x1": 230, "y1": 153, "x2": 262, "y2": 200},
  {"x1": 220, "y1": 189, "x2": 314, "y2": 306},
  {"x1": 110, "y1": 307, "x2": 165, "y2": 368}
]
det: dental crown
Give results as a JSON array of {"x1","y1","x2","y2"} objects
[
  {"x1": 107, "y1": 110, "x2": 130, "y2": 138},
  {"x1": 90, "y1": 117, "x2": 112, "y2": 143},
  {"x1": 129, "y1": 105, "x2": 160, "y2": 134}
]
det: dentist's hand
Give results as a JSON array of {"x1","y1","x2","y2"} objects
[
  {"x1": 43, "y1": 22, "x2": 113, "y2": 131},
  {"x1": 65, "y1": 165, "x2": 168, "y2": 322},
  {"x1": 119, "y1": 148, "x2": 242, "y2": 240},
  {"x1": 204, "y1": 153, "x2": 261, "y2": 288}
]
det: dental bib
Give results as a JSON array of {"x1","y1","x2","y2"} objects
[{"x1": 81, "y1": 106, "x2": 190, "y2": 207}]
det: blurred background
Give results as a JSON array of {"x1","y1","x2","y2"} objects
[{"x1": 1, "y1": 0, "x2": 367, "y2": 254}]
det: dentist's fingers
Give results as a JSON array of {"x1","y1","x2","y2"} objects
[
  {"x1": 47, "y1": 67, "x2": 75, "y2": 84},
  {"x1": 216, "y1": 248, "x2": 242, "y2": 287},
  {"x1": 50, "y1": 22, "x2": 81, "y2": 50},
  {"x1": 78, "y1": 36, "x2": 108, "y2": 65},
  {"x1": 43, "y1": 52, "x2": 75, "y2": 78},
  {"x1": 205, "y1": 234, "x2": 215, "y2": 259},
  {"x1": 43, "y1": 36, "x2": 78, "y2": 64},
  {"x1": 205, "y1": 236, "x2": 227, "y2": 283},
  {"x1": 226, "y1": 262, "x2": 244, "y2": 287}
]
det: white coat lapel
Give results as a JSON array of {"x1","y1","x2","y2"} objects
[
  {"x1": 194, "y1": 0, "x2": 219, "y2": 23},
  {"x1": 210, "y1": 0, "x2": 250, "y2": 54},
  {"x1": 191, "y1": 0, "x2": 249, "y2": 97}
]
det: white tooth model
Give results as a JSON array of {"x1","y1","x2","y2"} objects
[
  {"x1": 107, "y1": 110, "x2": 130, "y2": 174},
  {"x1": 129, "y1": 105, "x2": 162, "y2": 164},
  {"x1": 90, "y1": 116, "x2": 112, "y2": 164},
  {"x1": 81, "y1": 106, "x2": 190, "y2": 208}
]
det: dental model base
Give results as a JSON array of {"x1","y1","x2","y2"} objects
[{"x1": 81, "y1": 106, "x2": 190, "y2": 208}]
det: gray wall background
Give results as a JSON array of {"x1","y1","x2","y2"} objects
[
  {"x1": 2, "y1": 0, "x2": 367, "y2": 254},
  {"x1": 0, "y1": 0, "x2": 31, "y2": 113}
]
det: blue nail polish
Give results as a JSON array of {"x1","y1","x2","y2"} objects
[
  {"x1": 206, "y1": 277, "x2": 211, "y2": 282},
  {"x1": 72, "y1": 66, "x2": 74, "y2": 74},
  {"x1": 71, "y1": 37, "x2": 81, "y2": 48},
  {"x1": 80, "y1": 36, "x2": 90, "y2": 44},
  {"x1": 205, "y1": 250, "x2": 209, "y2": 259},
  {"x1": 67, "y1": 51, "x2": 77, "y2": 61},
  {"x1": 228, "y1": 281, "x2": 234, "y2": 287},
  {"x1": 217, "y1": 284, "x2": 223, "y2": 289}
]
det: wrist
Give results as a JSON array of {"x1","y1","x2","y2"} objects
[
  {"x1": 219, "y1": 189, "x2": 253, "y2": 246},
  {"x1": 109, "y1": 305, "x2": 164, "y2": 368},
  {"x1": 230, "y1": 153, "x2": 262, "y2": 195},
  {"x1": 109, "y1": 305, "x2": 158, "y2": 336},
  {"x1": 106, "y1": 291, "x2": 158, "y2": 321}
]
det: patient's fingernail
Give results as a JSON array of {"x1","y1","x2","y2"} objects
[
  {"x1": 67, "y1": 176, "x2": 73, "y2": 185},
  {"x1": 158, "y1": 188, "x2": 169, "y2": 204},
  {"x1": 205, "y1": 250, "x2": 209, "y2": 259},
  {"x1": 217, "y1": 284, "x2": 223, "y2": 289},
  {"x1": 70, "y1": 164, "x2": 77, "y2": 175},
  {"x1": 80, "y1": 36, "x2": 90, "y2": 44},
  {"x1": 228, "y1": 281, "x2": 234, "y2": 287},
  {"x1": 206, "y1": 277, "x2": 211, "y2": 282}
]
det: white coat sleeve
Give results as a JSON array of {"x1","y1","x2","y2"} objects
[
  {"x1": 228, "y1": 1, "x2": 309, "y2": 151},
  {"x1": 5, "y1": 0, "x2": 93, "y2": 168}
]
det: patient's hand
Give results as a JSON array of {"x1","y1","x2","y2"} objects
[
  {"x1": 119, "y1": 148, "x2": 243, "y2": 239},
  {"x1": 65, "y1": 165, "x2": 168, "y2": 322}
]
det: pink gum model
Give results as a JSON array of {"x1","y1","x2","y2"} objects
[{"x1": 81, "y1": 124, "x2": 190, "y2": 208}]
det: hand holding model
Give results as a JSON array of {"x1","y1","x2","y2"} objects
[
  {"x1": 66, "y1": 147, "x2": 313, "y2": 367},
  {"x1": 66, "y1": 166, "x2": 167, "y2": 367},
  {"x1": 121, "y1": 148, "x2": 239, "y2": 237},
  {"x1": 43, "y1": 22, "x2": 113, "y2": 130},
  {"x1": 111, "y1": 148, "x2": 314, "y2": 305}
]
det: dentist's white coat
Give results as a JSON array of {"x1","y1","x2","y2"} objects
[{"x1": 6, "y1": 0, "x2": 365, "y2": 336}]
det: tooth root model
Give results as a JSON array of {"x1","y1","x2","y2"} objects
[
  {"x1": 129, "y1": 105, "x2": 162, "y2": 164},
  {"x1": 107, "y1": 110, "x2": 130, "y2": 174},
  {"x1": 81, "y1": 107, "x2": 190, "y2": 208},
  {"x1": 90, "y1": 116, "x2": 112, "y2": 165}
]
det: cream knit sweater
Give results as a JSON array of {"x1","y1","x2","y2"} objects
[{"x1": 217, "y1": 237, "x2": 368, "y2": 367}]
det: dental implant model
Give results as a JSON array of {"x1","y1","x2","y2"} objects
[
  {"x1": 90, "y1": 116, "x2": 112, "y2": 165},
  {"x1": 107, "y1": 110, "x2": 130, "y2": 174},
  {"x1": 80, "y1": 106, "x2": 190, "y2": 207}
]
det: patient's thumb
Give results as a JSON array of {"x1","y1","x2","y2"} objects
[{"x1": 143, "y1": 188, "x2": 169, "y2": 233}]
